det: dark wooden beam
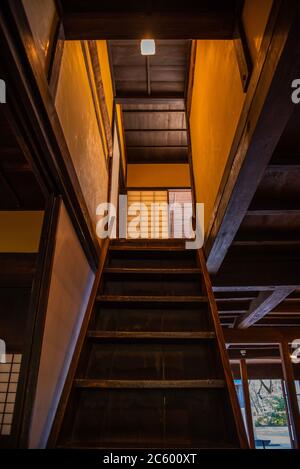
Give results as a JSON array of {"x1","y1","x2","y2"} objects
[
  {"x1": 48, "y1": 21, "x2": 65, "y2": 99},
  {"x1": 230, "y1": 348, "x2": 280, "y2": 360},
  {"x1": 186, "y1": 40, "x2": 197, "y2": 116},
  {"x1": 206, "y1": 1, "x2": 300, "y2": 273},
  {"x1": 239, "y1": 359, "x2": 255, "y2": 448},
  {"x1": 279, "y1": 342, "x2": 300, "y2": 448},
  {"x1": 87, "y1": 40, "x2": 113, "y2": 158},
  {"x1": 223, "y1": 327, "x2": 300, "y2": 344},
  {"x1": 116, "y1": 97, "x2": 185, "y2": 107},
  {"x1": 74, "y1": 379, "x2": 225, "y2": 389},
  {"x1": 81, "y1": 41, "x2": 108, "y2": 163},
  {"x1": 59, "y1": 1, "x2": 237, "y2": 40},
  {"x1": 233, "y1": 3, "x2": 252, "y2": 92},
  {"x1": 235, "y1": 288, "x2": 295, "y2": 329}
]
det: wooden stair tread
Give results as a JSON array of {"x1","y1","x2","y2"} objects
[
  {"x1": 104, "y1": 267, "x2": 201, "y2": 274},
  {"x1": 87, "y1": 331, "x2": 215, "y2": 340},
  {"x1": 74, "y1": 379, "x2": 226, "y2": 389},
  {"x1": 51, "y1": 243, "x2": 247, "y2": 450},
  {"x1": 97, "y1": 295, "x2": 209, "y2": 303},
  {"x1": 58, "y1": 441, "x2": 239, "y2": 449},
  {"x1": 109, "y1": 245, "x2": 188, "y2": 252}
]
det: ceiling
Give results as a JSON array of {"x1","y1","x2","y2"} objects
[
  {"x1": 109, "y1": 39, "x2": 190, "y2": 164},
  {"x1": 109, "y1": 40, "x2": 190, "y2": 98}
]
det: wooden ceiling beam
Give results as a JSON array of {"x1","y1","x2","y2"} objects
[
  {"x1": 206, "y1": 1, "x2": 300, "y2": 273},
  {"x1": 59, "y1": 1, "x2": 237, "y2": 40},
  {"x1": 234, "y1": 288, "x2": 295, "y2": 329},
  {"x1": 223, "y1": 326, "x2": 300, "y2": 344}
]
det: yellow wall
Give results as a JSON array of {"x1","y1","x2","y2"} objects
[
  {"x1": 127, "y1": 164, "x2": 191, "y2": 188},
  {"x1": 0, "y1": 211, "x2": 44, "y2": 252},
  {"x1": 190, "y1": 1, "x2": 272, "y2": 235},
  {"x1": 55, "y1": 41, "x2": 109, "y2": 229},
  {"x1": 242, "y1": 0, "x2": 273, "y2": 62},
  {"x1": 190, "y1": 40, "x2": 245, "y2": 233},
  {"x1": 22, "y1": 0, "x2": 58, "y2": 72},
  {"x1": 96, "y1": 41, "x2": 114, "y2": 125}
]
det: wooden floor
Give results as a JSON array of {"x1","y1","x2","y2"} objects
[{"x1": 54, "y1": 240, "x2": 246, "y2": 448}]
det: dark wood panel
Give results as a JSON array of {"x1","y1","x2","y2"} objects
[
  {"x1": 123, "y1": 111, "x2": 186, "y2": 130},
  {"x1": 60, "y1": 1, "x2": 237, "y2": 40},
  {"x1": 127, "y1": 146, "x2": 188, "y2": 163},
  {"x1": 0, "y1": 113, "x2": 45, "y2": 210},
  {"x1": 0, "y1": 287, "x2": 32, "y2": 351},
  {"x1": 0, "y1": 253, "x2": 37, "y2": 287}
]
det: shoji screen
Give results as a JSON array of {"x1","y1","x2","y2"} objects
[{"x1": 127, "y1": 191, "x2": 168, "y2": 239}]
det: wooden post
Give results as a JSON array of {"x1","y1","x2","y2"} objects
[
  {"x1": 239, "y1": 359, "x2": 255, "y2": 448},
  {"x1": 279, "y1": 342, "x2": 300, "y2": 448}
]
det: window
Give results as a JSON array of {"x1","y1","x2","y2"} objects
[
  {"x1": 0, "y1": 354, "x2": 22, "y2": 436},
  {"x1": 249, "y1": 379, "x2": 292, "y2": 449},
  {"x1": 127, "y1": 189, "x2": 193, "y2": 239}
]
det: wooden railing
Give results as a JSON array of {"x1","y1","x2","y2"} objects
[{"x1": 197, "y1": 248, "x2": 249, "y2": 449}]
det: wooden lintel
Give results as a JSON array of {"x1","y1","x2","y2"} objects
[
  {"x1": 224, "y1": 327, "x2": 300, "y2": 344},
  {"x1": 59, "y1": 2, "x2": 236, "y2": 40},
  {"x1": 233, "y1": 14, "x2": 252, "y2": 92}
]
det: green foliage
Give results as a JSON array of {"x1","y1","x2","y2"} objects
[{"x1": 255, "y1": 396, "x2": 288, "y2": 427}]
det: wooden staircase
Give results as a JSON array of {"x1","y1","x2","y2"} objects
[{"x1": 49, "y1": 239, "x2": 248, "y2": 449}]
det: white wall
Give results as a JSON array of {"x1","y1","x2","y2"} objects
[{"x1": 29, "y1": 202, "x2": 95, "y2": 448}]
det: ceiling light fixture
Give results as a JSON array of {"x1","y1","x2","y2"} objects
[{"x1": 140, "y1": 39, "x2": 156, "y2": 56}]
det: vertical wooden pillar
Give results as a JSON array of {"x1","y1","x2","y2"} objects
[
  {"x1": 279, "y1": 342, "x2": 300, "y2": 448},
  {"x1": 239, "y1": 359, "x2": 255, "y2": 448}
]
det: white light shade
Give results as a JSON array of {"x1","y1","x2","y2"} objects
[{"x1": 140, "y1": 39, "x2": 156, "y2": 56}]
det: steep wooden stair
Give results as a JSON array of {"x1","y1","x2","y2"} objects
[{"x1": 49, "y1": 239, "x2": 248, "y2": 448}]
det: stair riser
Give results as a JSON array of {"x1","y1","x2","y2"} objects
[
  {"x1": 93, "y1": 305, "x2": 212, "y2": 332},
  {"x1": 62, "y1": 388, "x2": 238, "y2": 448},
  {"x1": 80, "y1": 341, "x2": 223, "y2": 381},
  {"x1": 102, "y1": 275, "x2": 203, "y2": 296}
]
